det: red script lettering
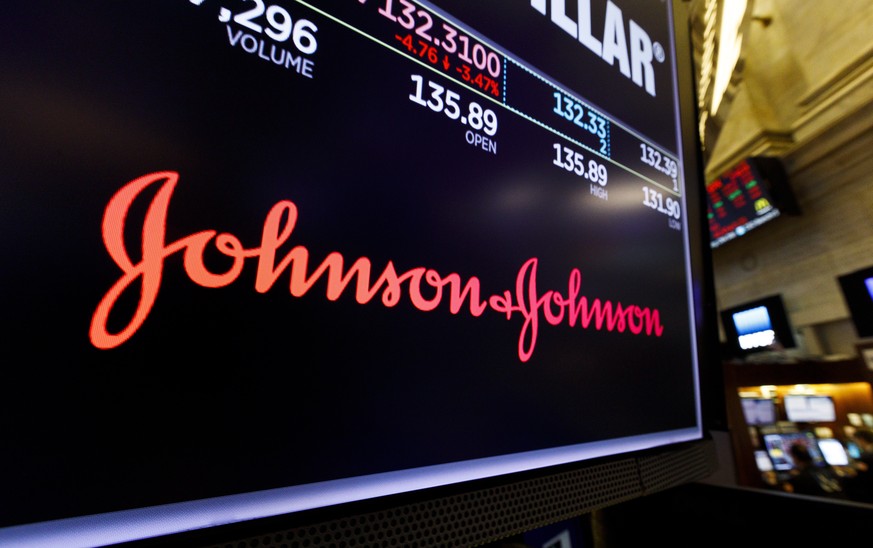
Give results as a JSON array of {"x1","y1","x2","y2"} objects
[{"x1": 90, "y1": 171, "x2": 665, "y2": 362}]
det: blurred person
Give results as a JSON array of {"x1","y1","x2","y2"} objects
[
  {"x1": 844, "y1": 430, "x2": 873, "y2": 502},
  {"x1": 782, "y1": 443, "x2": 843, "y2": 498}
]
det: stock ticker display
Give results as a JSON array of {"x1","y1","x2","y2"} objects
[{"x1": 1, "y1": 0, "x2": 704, "y2": 534}]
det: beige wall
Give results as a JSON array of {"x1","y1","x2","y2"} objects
[{"x1": 698, "y1": 0, "x2": 873, "y2": 356}]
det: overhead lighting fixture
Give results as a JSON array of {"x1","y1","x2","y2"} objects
[{"x1": 710, "y1": 0, "x2": 748, "y2": 115}]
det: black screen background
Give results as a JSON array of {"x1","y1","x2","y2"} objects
[{"x1": 0, "y1": 0, "x2": 699, "y2": 526}]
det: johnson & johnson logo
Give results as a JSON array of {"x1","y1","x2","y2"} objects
[{"x1": 90, "y1": 171, "x2": 664, "y2": 362}]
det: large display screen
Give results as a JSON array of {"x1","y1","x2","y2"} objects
[{"x1": 0, "y1": 1, "x2": 707, "y2": 545}]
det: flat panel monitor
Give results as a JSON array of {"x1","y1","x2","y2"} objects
[
  {"x1": 817, "y1": 439, "x2": 850, "y2": 466},
  {"x1": 706, "y1": 156, "x2": 800, "y2": 249},
  {"x1": 847, "y1": 440, "x2": 863, "y2": 459},
  {"x1": 837, "y1": 265, "x2": 873, "y2": 338},
  {"x1": 754, "y1": 449, "x2": 775, "y2": 472},
  {"x1": 720, "y1": 294, "x2": 797, "y2": 358},
  {"x1": 784, "y1": 395, "x2": 837, "y2": 423},
  {"x1": 763, "y1": 432, "x2": 826, "y2": 471},
  {"x1": 0, "y1": 1, "x2": 715, "y2": 546},
  {"x1": 741, "y1": 397, "x2": 777, "y2": 425}
]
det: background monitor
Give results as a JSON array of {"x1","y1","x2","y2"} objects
[
  {"x1": 847, "y1": 440, "x2": 863, "y2": 459},
  {"x1": 817, "y1": 438, "x2": 850, "y2": 466},
  {"x1": 0, "y1": 1, "x2": 716, "y2": 546},
  {"x1": 741, "y1": 397, "x2": 777, "y2": 425},
  {"x1": 720, "y1": 294, "x2": 797, "y2": 358},
  {"x1": 784, "y1": 395, "x2": 837, "y2": 423},
  {"x1": 837, "y1": 265, "x2": 873, "y2": 338},
  {"x1": 754, "y1": 449, "x2": 775, "y2": 472},
  {"x1": 706, "y1": 156, "x2": 800, "y2": 249},
  {"x1": 763, "y1": 432, "x2": 826, "y2": 471}
]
